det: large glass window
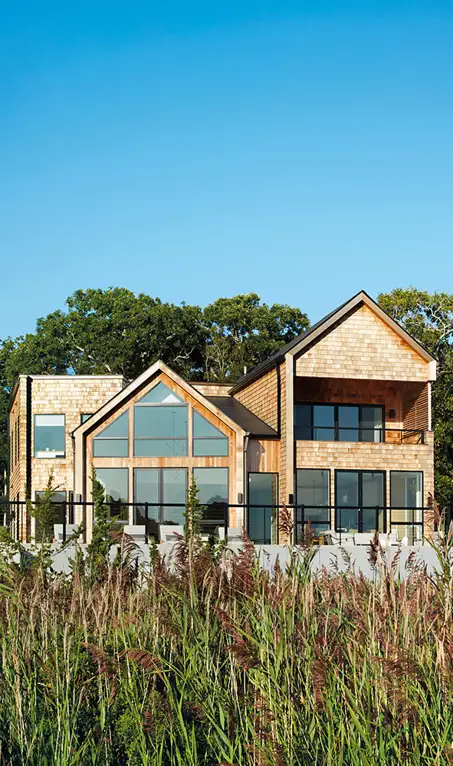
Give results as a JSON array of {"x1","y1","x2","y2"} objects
[
  {"x1": 295, "y1": 404, "x2": 384, "y2": 443},
  {"x1": 93, "y1": 411, "x2": 129, "y2": 457},
  {"x1": 134, "y1": 383, "x2": 188, "y2": 456},
  {"x1": 193, "y1": 411, "x2": 229, "y2": 456},
  {"x1": 335, "y1": 470, "x2": 385, "y2": 533},
  {"x1": 134, "y1": 468, "x2": 187, "y2": 532},
  {"x1": 296, "y1": 469, "x2": 330, "y2": 537},
  {"x1": 34, "y1": 414, "x2": 65, "y2": 458},
  {"x1": 96, "y1": 468, "x2": 129, "y2": 521},
  {"x1": 391, "y1": 471, "x2": 423, "y2": 543},
  {"x1": 194, "y1": 467, "x2": 228, "y2": 532},
  {"x1": 248, "y1": 473, "x2": 278, "y2": 545}
]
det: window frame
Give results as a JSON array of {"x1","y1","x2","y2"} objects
[
  {"x1": 133, "y1": 392, "x2": 188, "y2": 457},
  {"x1": 294, "y1": 402, "x2": 385, "y2": 443},
  {"x1": 247, "y1": 471, "x2": 279, "y2": 544},
  {"x1": 192, "y1": 410, "x2": 229, "y2": 457},
  {"x1": 34, "y1": 413, "x2": 66, "y2": 459},
  {"x1": 295, "y1": 468, "x2": 331, "y2": 535},
  {"x1": 334, "y1": 469, "x2": 386, "y2": 533},
  {"x1": 93, "y1": 411, "x2": 129, "y2": 457}
]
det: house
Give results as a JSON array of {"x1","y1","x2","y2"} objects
[{"x1": 8, "y1": 291, "x2": 436, "y2": 544}]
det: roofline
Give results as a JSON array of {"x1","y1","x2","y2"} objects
[
  {"x1": 15, "y1": 373, "x2": 127, "y2": 381},
  {"x1": 229, "y1": 290, "x2": 436, "y2": 393},
  {"x1": 72, "y1": 360, "x2": 247, "y2": 438}
]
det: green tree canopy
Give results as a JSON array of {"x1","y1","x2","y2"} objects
[{"x1": 378, "y1": 287, "x2": 453, "y2": 505}]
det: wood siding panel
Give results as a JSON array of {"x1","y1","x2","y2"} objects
[
  {"x1": 295, "y1": 305, "x2": 429, "y2": 382},
  {"x1": 234, "y1": 367, "x2": 279, "y2": 430}
]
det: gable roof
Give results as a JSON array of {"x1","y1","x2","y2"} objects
[
  {"x1": 229, "y1": 290, "x2": 436, "y2": 393},
  {"x1": 72, "y1": 359, "x2": 250, "y2": 438}
]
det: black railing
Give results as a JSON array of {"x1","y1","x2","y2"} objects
[
  {"x1": 295, "y1": 427, "x2": 424, "y2": 445},
  {"x1": 0, "y1": 500, "x2": 431, "y2": 547},
  {"x1": 293, "y1": 504, "x2": 428, "y2": 545}
]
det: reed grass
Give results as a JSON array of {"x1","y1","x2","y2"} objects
[{"x1": 0, "y1": 532, "x2": 453, "y2": 765}]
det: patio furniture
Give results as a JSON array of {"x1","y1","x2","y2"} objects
[
  {"x1": 53, "y1": 524, "x2": 79, "y2": 542},
  {"x1": 124, "y1": 525, "x2": 147, "y2": 544},
  {"x1": 226, "y1": 527, "x2": 242, "y2": 543},
  {"x1": 160, "y1": 525, "x2": 184, "y2": 543}
]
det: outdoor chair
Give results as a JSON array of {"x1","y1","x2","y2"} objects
[
  {"x1": 124, "y1": 525, "x2": 147, "y2": 544},
  {"x1": 160, "y1": 525, "x2": 184, "y2": 543}
]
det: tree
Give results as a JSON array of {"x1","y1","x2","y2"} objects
[
  {"x1": 203, "y1": 293, "x2": 309, "y2": 380},
  {"x1": 378, "y1": 288, "x2": 453, "y2": 505}
]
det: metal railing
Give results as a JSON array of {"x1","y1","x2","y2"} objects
[
  {"x1": 295, "y1": 427, "x2": 424, "y2": 444},
  {"x1": 293, "y1": 504, "x2": 429, "y2": 545}
]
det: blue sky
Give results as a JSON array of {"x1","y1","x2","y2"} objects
[{"x1": 1, "y1": 1, "x2": 453, "y2": 338}]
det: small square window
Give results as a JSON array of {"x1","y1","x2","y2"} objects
[{"x1": 34, "y1": 415, "x2": 65, "y2": 458}]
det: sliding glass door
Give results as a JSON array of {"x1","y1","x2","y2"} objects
[
  {"x1": 335, "y1": 471, "x2": 385, "y2": 532},
  {"x1": 134, "y1": 468, "x2": 187, "y2": 536}
]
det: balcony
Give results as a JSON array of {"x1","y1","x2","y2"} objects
[{"x1": 295, "y1": 425, "x2": 425, "y2": 445}]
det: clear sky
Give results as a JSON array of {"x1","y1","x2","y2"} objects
[{"x1": 1, "y1": 1, "x2": 453, "y2": 338}]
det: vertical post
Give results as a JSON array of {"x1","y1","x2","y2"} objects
[
  {"x1": 63, "y1": 501, "x2": 67, "y2": 542},
  {"x1": 144, "y1": 502, "x2": 149, "y2": 537}
]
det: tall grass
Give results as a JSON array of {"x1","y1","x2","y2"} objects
[{"x1": 0, "y1": 533, "x2": 453, "y2": 765}]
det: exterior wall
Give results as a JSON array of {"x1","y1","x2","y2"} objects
[
  {"x1": 403, "y1": 383, "x2": 429, "y2": 431},
  {"x1": 83, "y1": 371, "x2": 243, "y2": 540},
  {"x1": 191, "y1": 382, "x2": 231, "y2": 396},
  {"x1": 30, "y1": 377, "x2": 125, "y2": 503},
  {"x1": 234, "y1": 367, "x2": 279, "y2": 430},
  {"x1": 295, "y1": 305, "x2": 430, "y2": 382},
  {"x1": 295, "y1": 432, "x2": 434, "y2": 531},
  {"x1": 8, "y1": 378, "x2": 27, "y2": 500}
]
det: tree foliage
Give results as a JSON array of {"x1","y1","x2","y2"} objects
[{"x1": 378, "y1": 288, "x2": 453, "y2": 505}]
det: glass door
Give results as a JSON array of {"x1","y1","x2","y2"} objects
[
  {"x1": 134, "y1": 468, "x2": 187, "y2": 537},
  {"x1": 335, "y1": 471, "x2": 385, "y2": 532},
  {"x1": 248, "y1": 473, "x2": 278, "y2": 544}
]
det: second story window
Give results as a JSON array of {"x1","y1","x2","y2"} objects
[
  {"x1": 134, "y1": 382, "x2": 188, "y2": 457},
  {"x1": 93, "y1": 412, "x2": 129, "y2": 457},
  {"x1": 295, "y1": 404, "x2": 384, "y2": 443},
  {"x1": 34, "y1": 414, "x2": 65, "y2": 458}
]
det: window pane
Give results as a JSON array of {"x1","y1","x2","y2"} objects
[
  {"x1": 34, "y1": 415, "x2": 65, "y2": 457},
  {"x1": 134, "y1": 406, "x2": 187, "y2": 438},
  {"x1": 248, "y1": 473, "x2": 277, "y2": 544},
  {"x1": 96, "y1": 468, "x2": 129, "y2": 520},
  {"x1": 193, "y1": 411, "x2": 225, "y2": 438},
  {"x1": 134, "y1": 469, "x2": 160, "y2": 523},
  {"x1": 81, "y1": 413, "x2": 92, "y2": 423},
  {"x1": 93, "y1": 439, "x2": 129, "y2": 457},
  {"x1": 194, "y1": 468, "x2": 228, "y2": 505},
  {"x1": 391, "y1": 472, "x2": 422, "y2": 508},
  {"x1": 138, "y1": 382, "x2": 183, "y2": 404},
  {"x1": 96, "y1": 411, "x2": 129, "y2": 438},
  {"x1": 336, "y1": 471, "x2": 359, "y2": 531},
  {"x1": 193, "y1": 438, "x2": 229, "y2": 456},
  {"x1": 313, "y1": 405, "x2": 335, "y2": 441},
  {"x1": 362, "y1": 472, "x2": 385, "y2": 532},
  {"x1": 134, "y1": 439, "x2": 188, "y2": 457},
  {"x1": 162, "y1": 469, "x2": 187, "y2": 525},
  {"x1": 360, "y1": 406, "x2": 383, "y2": 443},
  {"x1": 338, "y1": 406, "x2": 359, "y2": 442},
  {"x1": 294, "y1": 404, "x2": 312, "y2": 440},
  {"x1": 296, "y1": 469, "x2": 330, "y2": 532}
]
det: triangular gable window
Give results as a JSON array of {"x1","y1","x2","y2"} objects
[
  {"x1": 93, "y1": 412, "x2": 129, "y2": 457},
  {"x1": 193, "y1": 411, "x2": 229, "y2": 456},
  {"x1": 138, "y1": 382, "x2": 184, "y2": 405}
]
